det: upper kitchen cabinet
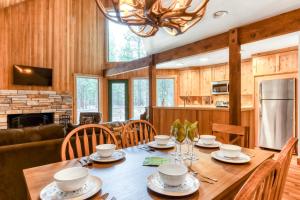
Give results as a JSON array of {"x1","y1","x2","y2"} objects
[
  {"x1": 252, "y1": 54, "x2": 277, "y2": 76},
  {"x1": 212, "y1": 65, "x2": 227, "y2": 81},
  {"x1": 241, "y1": 61, "x2": 254, "y2": 95},
  {"x1": 179, "y1": 70, "x2": 200, "y2": 96},
  {"x1": 277, "y1": 50, "x2": 298, "y2": 73},
  {"x1": 200, "y1": 68, "x2": 212, "y2": 96},
  {"x1": 252, "y1": 49, "x2": 298, "y2": 76}
]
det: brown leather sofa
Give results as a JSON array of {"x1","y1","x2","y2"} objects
[{"x1": 0, "y1": 124, "x2": 66, "y2": 200}]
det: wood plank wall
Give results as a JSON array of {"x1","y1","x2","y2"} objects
[{"x1": 0, "y1": 0, "x2": 105, "y2": 95}]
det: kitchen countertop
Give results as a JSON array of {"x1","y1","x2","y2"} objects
[{"x1": 153, "y1": 105, "x2": 254, "y2": 111}]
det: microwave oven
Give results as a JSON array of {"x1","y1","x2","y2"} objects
[{"x1": 211, "y1": 81, "x2": 229, "y2": 95}]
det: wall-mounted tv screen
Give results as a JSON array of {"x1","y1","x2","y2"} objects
[{"x1": 13, "y1": 65, "x2": 53, "y2": 86}]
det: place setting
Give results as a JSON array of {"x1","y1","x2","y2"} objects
[
  {"x1": 89, "y1": 144, "x2": 126, "y2": 163},
  {"x1": 211, "y1": 144, "x2": 251, "y2": 164},
  {"x1": 146, "y1": 135, "x2": 176, "y2": 149},
  {"x1": 40, "y1": 167, "x2": 103, "y2": 200},
  {"x1": 147, "y1": 163, "x2": 200, "y2": 197},
  {"x1": 195, "y1": 135, "x2": 222, "y2": 148}
]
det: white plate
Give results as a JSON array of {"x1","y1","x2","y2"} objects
[
  {"x1": 147, "y1": 141, "x2": 175, "y2": 149},
  {"x1": 211, "y1": 150, "x2": 251, "y2": 164},
  {"x1": 40, "y1": 175, "x2": 102, "y2": 200},
  {"x1": 147, "y1": 172, "x2": 200, "y2": 197},
  {"x1": 89, "y1": 150, "x2": 126, "y2": 163},
  {"x1": 195, "y1": 139, "x2": 222, "y2": 148}
]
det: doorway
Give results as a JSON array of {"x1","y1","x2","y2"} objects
[{"x1": 108, "y1": 80, "x2": 129, "y2": 121}]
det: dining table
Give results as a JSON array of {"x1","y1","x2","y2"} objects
[{"x1": 23, "y1": 145, "x2": 274, "y2": 200}]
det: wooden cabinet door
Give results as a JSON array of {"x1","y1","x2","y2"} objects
[
  {"x1": 212, "y1": 65, "x2": 226, "y2": 81},
  {"x1": 253, "y1": 55, "x2": 277, "y2": 76},
  {"x1": 190, "y1": 70, "x2": 200, "y2": 96},
  {"x1": 200, "y1": 68, "x2": 212, "y2": 96},
  {"x1": 241, "y1": 61, "x2": 254, "y2": 95},
  {"x1": 179, "y1": 71, "x2": 188, "y2": 96},
  {"x1": 277, "y1": 50, "x2": 298, "y2": 73}
]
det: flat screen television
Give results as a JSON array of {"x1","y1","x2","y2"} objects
[{"x1": 13, "y1": 65, "x2": 53, "y2": 86}]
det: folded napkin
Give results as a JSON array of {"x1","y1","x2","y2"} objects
[{"x1": 143, "y1": 157, "x2": 169, "y2": 166}]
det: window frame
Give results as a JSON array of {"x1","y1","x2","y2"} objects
[{"x1": 74, "y1": 74, "x2": 101, "y2": 124}]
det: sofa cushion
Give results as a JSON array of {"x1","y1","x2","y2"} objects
[{"x1": 0, "y1": 124, "x2": 66, "y2": 147}]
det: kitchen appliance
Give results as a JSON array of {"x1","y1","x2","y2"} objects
[
  {"x1": 211, "y1": 81, "x2": 229, "y2": 95},
  {"x1": 259, "y1": 78, "x2": 295, "y2": 150},
  {"x1": 215, "y1": 101, "x2": 229, "y2": 107}
]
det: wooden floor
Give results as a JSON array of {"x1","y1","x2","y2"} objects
[{"x1": 283, "y1": 157, "x2": 300, "y2": 200}]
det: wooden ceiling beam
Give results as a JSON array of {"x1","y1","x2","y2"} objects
[
  {"x1": 238, "y1": 8, "x2": 300, "y2": 44},
  {"x1": 104, "y1": 56, "x2": 152, "y2": 77},
  {"x1": 155, "y1": 32, "x2": 229, "y2": 64}
]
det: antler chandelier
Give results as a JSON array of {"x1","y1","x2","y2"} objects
[{"x1": 95, "y1": 0, "x2": 210, "y2": 37}]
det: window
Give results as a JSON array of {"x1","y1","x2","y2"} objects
[
  {"x1": 133, "y1": 79, "x2": 149, "y2": 119},
  {"x1": 157, "y1": 78, "x2": 175, "y2": 106},
  {"x1": 76, "y1": 76, "x2": 99, "y2": 123},
  {"x1": 107, "y1": 20, "x2": 147, "y2": 62}
]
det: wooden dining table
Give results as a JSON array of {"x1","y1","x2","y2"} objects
[{"x1": 23, "y1": 146, "x2": 274, "y2": 200}]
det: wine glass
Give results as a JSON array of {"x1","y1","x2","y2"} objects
[
  {"x1": 176, "y1": 127, "x2": 186, "y2": 160},
  {"x1": 187, "y1": 127, "x2": 198, "y2": 161}
]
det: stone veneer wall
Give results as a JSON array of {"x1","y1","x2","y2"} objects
[{"x1": 0, "y1": 90, "x2": 72, "y2": 129}]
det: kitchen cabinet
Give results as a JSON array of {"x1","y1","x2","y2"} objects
[
  {"x1": 179, "y1": 70, "x2": 200, "y2": 96},
  {"x1": 212, "y1": 65, "x2": 226, "y2": 81},
  {"x1": 241, "y1": 61, "x2": 254, "y2": 95},
  {"x1": 253, "y1": 54, "x2": 277, "y2": 76},
  {"x1": 253, "y1": 50, "x2": 298, "y2": 76},
  {"x1": 200, "y1": 68, "x2": 212, "y2": 96},
  {"x1": 277, "y1": 50, "x2": 298, "y2": 73}
]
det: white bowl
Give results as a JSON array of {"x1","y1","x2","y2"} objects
[
  {"x1": 158, "y1": 163, "x2": 188, "y2": 186},
  {"x1": 96, "y1": 144, "x2": 116, "y2": 157},
  {"x1": 54, "y1": 167, "x2": 88, "y2": 192},
  {"x1": 200, "y1": 135, "x2": 216, "y2": 145},
  {"x1": 220, "y1": 144, "x2": 242, "y2": 158},
  {"x1": 154, "y1": 135, "x2": 170, "y2": 146}
]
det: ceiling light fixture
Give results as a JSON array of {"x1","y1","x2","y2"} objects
[
  {"x1": 95, "y1": 0, "x2": 210, "y2": 37},
  {"x1": 213, "y1": 10, "x2": 228, "y2": 19}
]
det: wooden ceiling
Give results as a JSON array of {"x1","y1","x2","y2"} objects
[{"x1": 0, "y1": 0, "x2": 27, "y2": 8}]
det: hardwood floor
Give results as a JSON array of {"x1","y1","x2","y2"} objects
[{"x1": 283, "y1": 156, "x2": 300, "y2": 200}]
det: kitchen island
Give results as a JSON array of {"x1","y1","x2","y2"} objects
[{"x1": 153, "y1": 106, "x2": 255, "y2": 148}]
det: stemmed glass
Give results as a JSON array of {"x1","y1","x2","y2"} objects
[
  {"x1": 187, "y1": 127, "x2": 198, "y2": 161},
  {"x1": 176, "y1": 127, "x2": 186, "y2": 160}
]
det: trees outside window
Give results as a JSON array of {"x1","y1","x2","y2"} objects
[
  {"x1": 108, "y1": 20, "x2": 147, "y2": 62},
  {"x1": 76, "y1": 77, "x2": 99, "y2": 123},
  {"x1": 133, "y1": 79, "x2": 149, "y2": 119},
  {"x1": 157, "y1": 78, "x2": 175, "y2": 107}
]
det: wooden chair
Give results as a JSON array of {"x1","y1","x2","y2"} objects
[
  {"x1": 61, "y1": 124, "x2": 118, "y2": 161},
  {"x1": 234, "y1": 159, "x2": 280, "y2": 200},
  {"x1": 122, "y1": 120, "x2": 157, "y2": 147},
  {"x1": 274, "y1": 137, "x2": 298, "y2": 200},
  {"x1": 212, "y1": 123, "x2": 248, "y2": 147}
]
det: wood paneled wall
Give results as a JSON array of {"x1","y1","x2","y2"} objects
[{"x1": 0, "y1": 0, "x2": 105, "y2": 95}]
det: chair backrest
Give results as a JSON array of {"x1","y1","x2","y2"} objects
[
  {"x1": 274, "y1": 137, "x2": 298, "y2": 200},
  {"x1": 234, "y1": 159, "x2": 280, "y2": 200},
  {"x1": 212, "y1": 123, "x2": 248, "y2": 147},
  {"x1": 122, "y1": 120, "x2": 157, "y2": 147},
  {"x1": 61, "y1": 124, "x2": 118, "y2": 161}
]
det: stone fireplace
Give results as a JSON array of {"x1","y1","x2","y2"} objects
[{"x1": 0, "y1": 90, "x2": 72, "y2": 129}]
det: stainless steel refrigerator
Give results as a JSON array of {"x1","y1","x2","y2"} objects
[{"x1": 259, "y1": 78, "x2": 295, "y2": 150}]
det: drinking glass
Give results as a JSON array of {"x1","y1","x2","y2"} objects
[
  {"x1": 176, "y1": 128, "x2": 186, "y2": 160},
  {"x1": 187, "y1": 128, "x2": 198, "y2": 160}
]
